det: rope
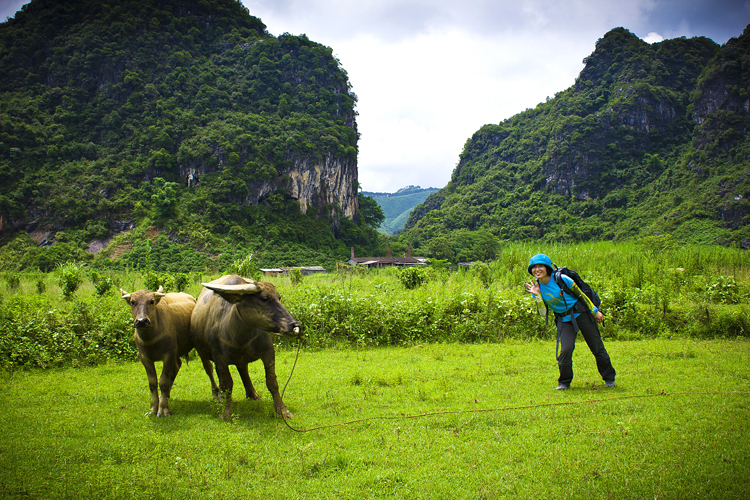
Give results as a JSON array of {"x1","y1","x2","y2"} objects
[{"x1": 279, "y1": 344, "x2": 749, "y2": 433}]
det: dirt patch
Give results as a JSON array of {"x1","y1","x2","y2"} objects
[{"x1": 109, "y1": 243, "x2": 133, "y2": 260}]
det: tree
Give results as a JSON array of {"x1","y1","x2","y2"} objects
[
  {"x1": 151, "y1": 177, "x2": 179, "y2": 219},
  {"x1": 358, "y1": 194, "x2": 385, "y2": 229}
]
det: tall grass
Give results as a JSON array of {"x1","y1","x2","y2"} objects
[{"x1": 0, "y1": 241, "x2": 748, "y2": 370}]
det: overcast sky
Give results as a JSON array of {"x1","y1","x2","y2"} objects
[{"x1": 2, "y1": 0, "x2": 749, "y2": 193}]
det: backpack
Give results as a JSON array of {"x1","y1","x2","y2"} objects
[{"x1": 552, "y1": 267, "x2": 601, "y2": 311}]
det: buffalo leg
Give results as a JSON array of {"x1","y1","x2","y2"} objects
[
  {"x1": 201, "y1": 358, "x2": 220, "y2": 400},
  {"x1": 260, "y1": 349, "x2": 293, "y2": 419},
  {"x1": 214, "y1": 360, "x2": 235, "y2": 419},
  {"x1": 157, "y1": 354, "x2": 180, "y2": 417},
  {"x1": 237, "y1": 364, "x2": 261, "y2": 400},
  {"x1": 139, "y1": 356, "x2": 159, "y2": 415}
]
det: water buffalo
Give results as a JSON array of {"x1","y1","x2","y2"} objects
[
  {"x1": 120, "y1": 286, "x2": 196, "y2": 417},
  {"x1": 190, "y1": 274, "x2": 301, "y2": 419}
]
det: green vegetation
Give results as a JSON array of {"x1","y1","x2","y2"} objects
[
  {"x1": 0, "y1": 0, "x2": 383, "y2": 271},
  {"x1": 1, "y1": 340, "x2": 748, "y2": 499},
  {"x1": 402, "y1": 26, "x2": 750, "y2": 255},
  {"x1": 1, "y1": 241, "x2": 748, "y2": 371}
]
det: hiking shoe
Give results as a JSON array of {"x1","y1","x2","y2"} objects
[
  {"x1": 555, "y1": 384, "x2": 570, "y2": 391},
  {"x1": 605, "y1": 381, "x2": 616, "y2": 388}
]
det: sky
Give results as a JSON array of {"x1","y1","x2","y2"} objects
[{"x1": 1, "y1": 0, "x2": 749, "y2": 193}]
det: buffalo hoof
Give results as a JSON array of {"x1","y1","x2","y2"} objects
[{"x1": 279, "y1": 408, "x2": 294, "y2": 419}]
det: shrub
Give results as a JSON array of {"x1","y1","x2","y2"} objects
[
  {"x1": 173, "y1": 272, "x2": 189, "y2": 292},
  {"x1": 397, "y1": 266, "x2": 428, "y2": 289},
  {"x1": 289, "y1": 268, "x2": 303, "y2": 285},
  {"x1": 5, "y1": 273, "x2": 20, "y2": 291},
  {"x1": 57, "y1": 262, "x2": 84, "y2": 299},
  {"x1": 228, "y1": 253, "x2": 261, "y2": 281},
  {"x1": 144, "y1": 271, "x2": 161, "y2": 291},
  {"x1": 705, "y1": 276, "x2": 740, "y2": 304}
]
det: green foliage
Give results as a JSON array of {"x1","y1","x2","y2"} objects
[
  {"x1": 143, "y1": 271, "x2": 161, "y2": 291},
  {"x1": 56, "y1": 261, "x2": 83, "y2": 299},
  {"x1": 288, "y1": 268, "x2": 303, "y2": 286},
  {"x1": 90, "y1": 271, "x2": 114, "y2": 297},
  {"x1": 140, "y1": 270, "x2": 187, "y2": 292},
  {"x1": 173, "y1": 272, "x2": 189, "y2": 292},
  {"x1": 397, "y1": 266, "x2": 429, "y2": 290},
  {"x1": 705, "y1": 275, "x2": 740, "y2": 304},
  {"x1": 0, "y1": 0, "x2": 372, "y2": 270},
  {"x1": 149, "y1": 177, "x2": 179, "y2": 220},
  {"x1": 227, "y1": 253, "x2": 261, "y2": 281},
  {"x1": 0, "y1": 292, "x2": 136, "y2": 370},
  {"x1": 5, "y1": 273, "x2": 19, "y2": 290},
  {"x1": 0, "y1": 240, "x2": 748, "y2": 369},
  {"x1": 357, "y1": 193, "x2": 385, "y2": 229}
]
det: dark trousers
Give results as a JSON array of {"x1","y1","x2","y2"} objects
[{"x1": 556, "y1": 312, "x2": 616, "y2": 386}]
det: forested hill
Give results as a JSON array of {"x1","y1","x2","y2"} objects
[
  {"x1": 0, "y1": 0, "x2": 384, "y2": 273},
  {"x1": 401, "y1": 26, "x2": 750, "y2": 262},
  {"x1": 362, "y1": 186, "x2": 439, "y2": 235}
]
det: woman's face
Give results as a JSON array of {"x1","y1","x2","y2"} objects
[{"x1": 531, "y1": 264, "x2": 548, "y2": 279}]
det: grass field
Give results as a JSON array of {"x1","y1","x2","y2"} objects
[{"x1": 1, "y1": 339, "x2": 748, "y2": 499}]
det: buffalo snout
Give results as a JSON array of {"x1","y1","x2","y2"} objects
[{"x1": 134, "y1": 317, "x2": 151, "y2": 328}]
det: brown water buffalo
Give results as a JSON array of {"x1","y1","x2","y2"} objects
[
  {"x1": 120, "y1": 286, "x2": 196, "y2": 417},
  {"x1": 190, "y1": 274, "x2": 301, "y2": 419}
]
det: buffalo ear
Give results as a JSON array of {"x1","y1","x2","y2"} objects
[{"x1": 214, "y1": 291, "x2": 244, "y2": 305}]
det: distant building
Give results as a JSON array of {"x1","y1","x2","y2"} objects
[
  {"x1": 347, "y1": 245, "x2": 428, "y2": 268},
  {"x1": 260, "y1": 266, "x2": 327, "y2": 277}
]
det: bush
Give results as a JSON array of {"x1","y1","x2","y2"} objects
[
  {"x1": 5, "y1": 273, "x2": 20, "y2": 291},
  {"x1": 289, "y1": 268, "x2": 303, "y2": 286},
  {"x1": 57, "y1": 262, "x2": 84, "y2": 299},
  {"x1": 143, "y1": 271, "x2": 160, "y2": 291},
  {"x1": 397, "y1": 266, "x2": 428, "y2": 289},
  {"x1": 228, "y1": 253, "x2": 261, "y2": 281},
  {"x1": 173, "y1": 273, "x2": 189, "y2": 292}
]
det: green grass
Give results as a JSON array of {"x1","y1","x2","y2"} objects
[{"x1": 1, "y1": 339, "x2": 748, "y2": 499}]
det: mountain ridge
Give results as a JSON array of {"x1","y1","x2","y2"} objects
[
  {"x1": 399, "y1": 26, "x2": 750, "y2": 261},
  {"x1": 362, "y1": 186, "x2": 439, "y2": 235}
]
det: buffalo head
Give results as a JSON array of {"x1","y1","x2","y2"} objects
[
  {"x1": 121, "y1": 286, "x2": 166, "y2": 329},
  {"x1": 200, "y1": 278, "x2": 301, "y2": 337}
]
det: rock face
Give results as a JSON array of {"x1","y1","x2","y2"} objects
[
  {"x1": 285, "y1": 154, "x2": 358, "y2": 220},
  {"x1": 247, "y1": 154, "x2": 359, "y2": 222}
]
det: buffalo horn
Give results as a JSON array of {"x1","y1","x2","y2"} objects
[{"x1": 201, "y1": 282, "x2": 260, "y2": 294}]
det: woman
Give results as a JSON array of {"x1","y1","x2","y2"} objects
[{"x1": 524, "y1": 254, "x2": 616, "y2": 390}]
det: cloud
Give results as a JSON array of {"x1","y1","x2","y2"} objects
[{"x1": 643, "y1": 31, "x2": 665, "y2": 43}]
